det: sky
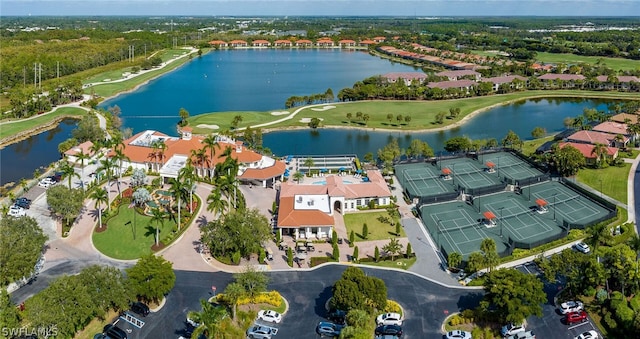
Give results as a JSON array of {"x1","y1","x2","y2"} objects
[{"x1": 2, "y1": 0, "x2": 639, "y2": 17}]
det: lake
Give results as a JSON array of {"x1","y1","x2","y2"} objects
[
  {"x1": 263, "y1": 97, "x2": 618, "y2": 158},
  {"x1": 0, "y1": 118, "x2": 77, "y2": 187},
  {"x1": 100, "y1": 49, "x2": 421, "y2": 134}
]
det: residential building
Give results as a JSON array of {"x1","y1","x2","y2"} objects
[
  {"x1": 611, "y1": 113, "x2": 639, "y2": 125},
  {"x1": 435, "y1": 70, "x2": 481, "y2": 81},
  {"x1": 229, "y1": 40, "x2": 248, "y2": 48},
  {"x1": 208, "y1": 40, "x2": 228, "y2": 48},
  {"x1": 595, "y1": 75, "x2": 640, "y2": 91},
  {"x1": 338, "y1": 39, "x2": 356, "y2": 47},
  {"x1": 64, "y1": 141, "x2": 96, "y2": 166},
  {"x1": 537, "y1": 74, "x2": 585, "y2": 88},
  {"x1": 483, "y1": 75, "x2": 528, "y2": 91},
  {"x1": 566, "y1": 130, "x2": 629, "y2": 148},
  {"x1": 295, "y1": 39, "x2": 313, "y2": 47},
  {"x1": 558, "y1": 142, "x2": 618, "y2": 166},
  {"x1": 276, "y1": 170, "x2": 392, "y2": 240},
  {"x1": 274, "y1": 39, "x2": 293, "y2": 47},
  {"x1": 382, "y1": 72, "x2": 427, "y2": 85},
  {"x1": 427, "y1": 80, "x2": 476, "y2": 91},
  {"x1": 252, "y1": 39, "x2": 271, "y2": 47}
]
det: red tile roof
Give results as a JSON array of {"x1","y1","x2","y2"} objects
[
  {"x1": 538, "y1": 74, "x2": 585, "y2": 81},
  {"x1": 592, "y1": 121, "x2": 629, "y2": 135},
  {"x1": 611, "y1": 113, "x2": 639, "y2": 124},
  {"x1": 567, "y1": 130, "x2": 616, "y2": 145},
  {"x1": 276, "y1": 197, "x2": 335, "y2": 227},
  {"x1": 596, "y1": 75, "x2": 640, "y2": 83},
  {"x1": 558, "y1": 142, "x2": 618, "y2": 158},
  {"x1": 483, "y1": 75, "x2": 528, "y2": 84},
  {"x1": 208, "y1": 40, "x2": 227, "y2": 45},
  {"x1": 64, "y1": 141, "x2": 95, "y2": 157}
]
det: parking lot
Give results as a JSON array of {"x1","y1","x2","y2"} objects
[{"x1": 514, "y1": 261, "x2": 604, "y2": 339}]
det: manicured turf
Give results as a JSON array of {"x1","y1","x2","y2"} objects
[
  {"x1": 521, "y1": 135, "x2": 554, "y2": 156},
  {"x1": 187, "y1": 90, "x2": 640, "y2": 133},
  {"x1": 360, "y1": 256, "x2": 416, "y2": 270},
  {"x1": 534, "y1": 52, "x2": 640, "y2": 72},
  {"x1": 92, "y1": 203, "x2": 179, "y2": 260},
  {"x1": 576, "y1": 163, "x2": 631, "y2": 204},
  {"x1": 0, "y1": 107, "x2": 87, "y2": 140},
  {"x1": 343, "y1": 211, "x2": 406, "y2": 241}
]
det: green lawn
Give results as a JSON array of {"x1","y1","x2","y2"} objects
[
  {"x1": 92, "y1": 203, "x2": 179, "y2": 260},
  {"x1": 535, "y1": 52, "x2": 640, "y2": 72},
  {"x1": 343, "y1": 211, "x2": 406, "y2": 241},
  {"x1": 575, "y1": 163, "x2": 631, "y2": 204},
  {"x1": 187, "y1": 90, "x2": 640, "y2": 134},
  {"x1": 521, "y1": 135, "x2": 554, "y2": 156},
  {"x1": 0, "y1": 107, "x2": 87, "y2": 140}
]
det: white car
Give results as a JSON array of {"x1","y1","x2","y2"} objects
[
  {"x1": 507, "y1": 330, "x2": 536, "y2": 339},
  {"x1": 376, "y1": 312, "x2": 402, "y2": 326},
  {"x1": 8, "y1": 205, "x2": 26, "y2": 217},
  {"x1": 257, "y1": 310, "x2": 282, "y2": 324},
  {"x1": 559, "y1": 300, "x2": 584, "y2": 314},
  {"x1": 575, "y1": 330, "x2": 599, "y2": 339},
  {"x1": 575, "y1": 242, "x2": 591, "y2": 254},
  {"x1": 501, "y1": 323, "x2": 526, "y2": 336},
  {"x1": 38, "y1": 178, "x2": 55, "y2": 188},
  {"x1": 445, "y1": 330, "x2": 472, "y2": 339}
]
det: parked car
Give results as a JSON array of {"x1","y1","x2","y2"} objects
[
  {"x1": 575, "y1": 330, "x2": 599, "y2": 339},
  {"x1": 38, "y1": 178, "x2": 56, "y2": 188},
  {"x1": 445, "y1": 330, "x2": 472, "y2": 339},
  {"x1": 257, "y1": 309, "x2": 282, "y2": 324},
  {"x1": 315, "y1": 322, "x2": 343, "y2": 337},
  {"x1": 506, "y1": 330, "x2": 536, "y2": 339},
  {"x1": 565, "y1": 310, "x2": 588, "y2": 325},
  {"x1": 15, "y1": 197, "x2": 31, "y2": 209},
  {"x1": 501, "y1": 323, "x2": 526, "y2": 337},
  {"x1": 327, "y1": 309, "x2": 346, "y2": 325},
  {"x1": 559, "y1": 300, "x2": 584, "y2": 314},
  {"x1": 246, "y1": 324, "x2": 277, "y2": 339},
  {"x1": 9, "y1": 205, "x2": 26, "y2": 217},
  {"x1": 374, "y1": 324, "x2": 403, "y2": 336},
  {"x1": 102, "y1": 324, "x2": 127, "y2": 339},
  {"x1": 575, "y1": 242, "x2": 591, "y2": 254},
  {"x1": 130, "y1": 301, "x2": 150, "y2": 317},
  {"x1": 376, "y1": 312, "x2": 403, "y2": 326}
]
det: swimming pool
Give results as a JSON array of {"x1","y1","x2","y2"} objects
[{"x1": 313, "y1": 180, "x2": 353, "y2": 185}]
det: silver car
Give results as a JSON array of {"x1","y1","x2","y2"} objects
[{"x1": 246, "y1": 324, "x2": 278, "y2": 339}]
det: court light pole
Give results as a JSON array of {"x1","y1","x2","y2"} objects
[
  {"x1": 553, "y1": 193, "x2": 557, "y2": 221},
  {"x1": 599, "y1": 179, "x2": 603, "y2": 198},
  {"x1": 499, "y1": 207, "x2": 504, "y2": 238},
  {"x1": 436, "y1": 219, "x2": 442, "y2": 248}
]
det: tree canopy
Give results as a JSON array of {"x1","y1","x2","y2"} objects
[
  {"x1": 553, "y1": 144, "x2": 586, "y2": 176},
  {"x1": 0, "y1": 216, "x2": 47, "y2": 286},
  {"x1": 331, "y1": 267, "x2": 387, "y2": 313},
  {"x1": 480, "y1": 269, "x2": 546, "y2": 324},
  {"x1": 126, "y1": 254, "x2": 176, "y2": 303},
  {"x1": 201, "y1": 207, "x2": 271, "y2": 259},
  {"x1": 46, "y1": 185, "x2": 84, "y2": 226}
]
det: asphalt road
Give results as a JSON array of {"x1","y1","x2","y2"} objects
[{"x1": 132, "y1": 266, "x2": 482, "y2": 339}]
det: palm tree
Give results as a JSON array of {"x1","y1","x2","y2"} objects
[
  {"x1": 132, "y1": 187, "x2": 152, "y2": 240},
  {"x1": 59, "y1": 160, "x2": 80, "y2": 189},
  {"x1": 149, "y1": 207, "x2": 166, "y2": 246},
  {"x1": 19, "y1": 178, "x2": 29, "y2": 195},
  {"x1": 90, "y1": 187, "x2": 109, "y2": 226},
  {"x1": 292, "y1": 171, "x2": 304, "y2": 184},
  {"x1": 190, "y1": 148, "x2": 209, "y2": 178},
  {"x1": 112, "y1": 147, "x2": 130, "y2": 181},
  {"x1": 187, "y1": 299, "x2": 229, "y2": 339},
  {"x1": 178, "y1": 165, "x2": 197, "y2": 213},
  {"x1": 585, "y1": 223, "x2": 612, "y2": 254},
  {"x1": 75, "y1": 150, "x2": 91, "y2": 191},
  {"x1": 89, "y1": 139, "x2": 103, "y2": 159},
  {"x1": 206, "y1": 188, "x2": 228, "y2": 217},
  {"x1": 591, "y1": 143, "x2": 608, "y2": 168},
  {"x1": 202, "y1": 134, "x2": 219, "y2": 177},
  {"x1": 303, "y1": 157, "x2": 314, "y2": 176},
  {"x1": 98, "y1": 157, "x2": 116, "y2": 203},
  {"x1": 169, "y1": 176, "x2": 188, "y2": 230}
]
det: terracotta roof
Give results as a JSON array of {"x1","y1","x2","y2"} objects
[
  {"x1": 436, "y1": 70, "x2": 480, "y2": 78},
  {"x1": 592, "y1": 121, "x2": 629, "y2": 135},
  {"x1": 595, "y1": 75, "x2": 640, "y2": 83},
  {"x1": 427, "y1": 80, "x2": 476, "y2": 89},
  {"x1": 339, "y1": 39, "x2": 356, "y2": 44},
  {"x1": 280, "y1": 171, "x2": 390, "y2": 200},
  {"x1": 208, "y1": 40, "x2": 227, "y2": 45},
  {"x1": 274, "y1": 39, "x2": 292, "y2": 45},
  {"x1": 276, "y1": 197, "x2": 335, "y2": 227},
  {"x1": 252, "y1": 39, "x2": 270, "y2": 45},
  {"x1": 359, "y1": 39, "x2": 376, "y2": 44},
  {"x1": 296, "y1": 39, "x2": 312, "y2": 44},
  {"x1": 538, "y1": 74, "x2": 585, "y2": 81},
  {"x1": 558, "y1": 142, "x2": 618, "y2": 158},
  {"x1": 64, "y1": 141, "x2": 95, "y2": 157},
  {"x1": 483, "y1": 75, "x2": 528, "y2": 84},
  {"x1": 240, "y1": 160, "x2": 286, "y2": 180},
  {"x1": 611, "y1": 113, "x2": 639, "y2": 124},
  {"x1": 566, "y1": 131, "x2": 616, "y2": 146},
  {"x1": 382, "y1": 72, "x2": 427, "y2": 81},
  {"x1": 229, "y1": 40, "x2": 247, "y2": 45}
]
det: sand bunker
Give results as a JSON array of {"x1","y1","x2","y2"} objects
[
  {"x1": 311, "y1": 105, "x2": 336, "y2": 111},
  {"x1": 196, "y1": 124, "x2": 220, "y2": 130},
  {"x1": 299, "y1": 117, "x2": 324, "y2": 123},
  {"x1": 270, "y1": 111, "x2": 290, "y2": 116}
]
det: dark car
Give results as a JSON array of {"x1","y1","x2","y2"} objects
[
  {"x1": 130, "y1": 301, "x2": 150, "y2": 317},
  {"x1": 327, "y1": 309, "x2": 346, "y2": 325},
  {"x1": 103, "y1": 324, "x2": 128, "y2": 339},
  {"x1": 15, "y1": 200, "x2": 31, "y2": 209},
  {"x1": 316, "y1": 322, "x2": 344, "y2": 337},
  {"x1": 375, "y1": 324, "x2": 403, "y2": 336}
]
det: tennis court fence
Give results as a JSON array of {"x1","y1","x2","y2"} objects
[
  {"x1": 515, "y1": 174, "x2": 550, "y2": 187},
  {"x1": 559, "y1": 178, "x2": 618, "y2": 212},
  {"x1": 417, "y1": 191, "x2": 460, "y2": 205},
  {"x1": 466, "y1": 183, "x2": 506, "y2": 196}
]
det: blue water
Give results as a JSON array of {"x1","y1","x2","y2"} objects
[
  {"x1": 313, "y1": 180, "x2": 354, "y2": 185},
  {"x1": 100, "y1": 49, "x2": 420, "y2": 134},
  {"x1": 0, "y1": 118, "x2": 77, "y2": 186},
  {"x1": 263, "y1": 98, "x2": 618, "y2": 158}
]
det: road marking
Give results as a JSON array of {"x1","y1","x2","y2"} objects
[{"x1": 568, "y1": 320, "x2": 590, "y2": 330}]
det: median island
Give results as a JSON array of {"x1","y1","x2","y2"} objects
[{"x1": 186, "y1": 90, "x2": 639, "y2": 135}]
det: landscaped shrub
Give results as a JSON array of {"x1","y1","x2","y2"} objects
[
  {"x1": 596, "y1": 288, "x2": 609, "y2": 304},
  {"x1": 258, "y1": 248, "x2": 265, "y2": 264},
  {"x1": 384, "y1": 300, "x2": 402, "y2": 314},
  {"x1": 630, "y1": 294, "x2": 640, "y2": 312},
  {"x1": 122, "y1": 188, "x2": 133, "y2": 198},
  {"x1": 583, "y1": 286, "x2": 596, "y2": 298},
  {"x1": 310, "y1": 256, "x2": 332, "y2": 267},
  {"x1": 471, "y1": 328, "x2": 483, "y2": 339},
  {"x1": 232, "y1": 251, "x2": 241, "y2": 264},
  {"x1": 237, "y1": 291, "x2": 282, "y2": 307},
  {"x1": 603, "y1": 311, "x2": 618, "y2": 330},
  {"x1": 448, "y1": 314, "x2": 463, "y2": 326}
]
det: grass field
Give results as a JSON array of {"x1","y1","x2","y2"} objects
[
  {"x1": 521, "y1": 135, "x2": 554, "y2": 156},
  {"x1": 92, "y1": 204, "x2": 179, "y2": 260},
  {"x1": 535, "y1": 52, "x2": 640, "y2": 72},
  {"x1": 360, "y1": 256, "x2": 416, "y2": 270},
  {"x1": 188, "y1": 90, "x2": 640, "y2": 134},
  {"x1": 576, "y1": 163, "x2": 631, "y2": 204},
  {"x1": 343, "y1": 211, "x2": 406, "y2": 241},
  {"x1": 0, "y1": 107, "x2": 87, "y2": 140}
]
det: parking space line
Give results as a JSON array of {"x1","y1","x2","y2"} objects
[{"x1": 568, "y1": 321, "x2": 590, "y2": 330}]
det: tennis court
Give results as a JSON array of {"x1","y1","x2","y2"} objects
[
  {"x1": 525, "y1": 181, "x2": 612, "y2": 227},
  {"x1": 420, "y1": 202, "x2": 509, "y2": 258},
  {"x1": 481, "y1": 152, "x2": 543, "y2": 183},
  {"x1": 439, "y1": 158, "x2": 501, "y2": 190},
  {"x1": 395, "y1": 163, "x2": 456, "y2": 200}
]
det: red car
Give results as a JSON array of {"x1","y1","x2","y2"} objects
[{"x1": 565, "y1": 310, "x2": 588, "y2": 325}]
